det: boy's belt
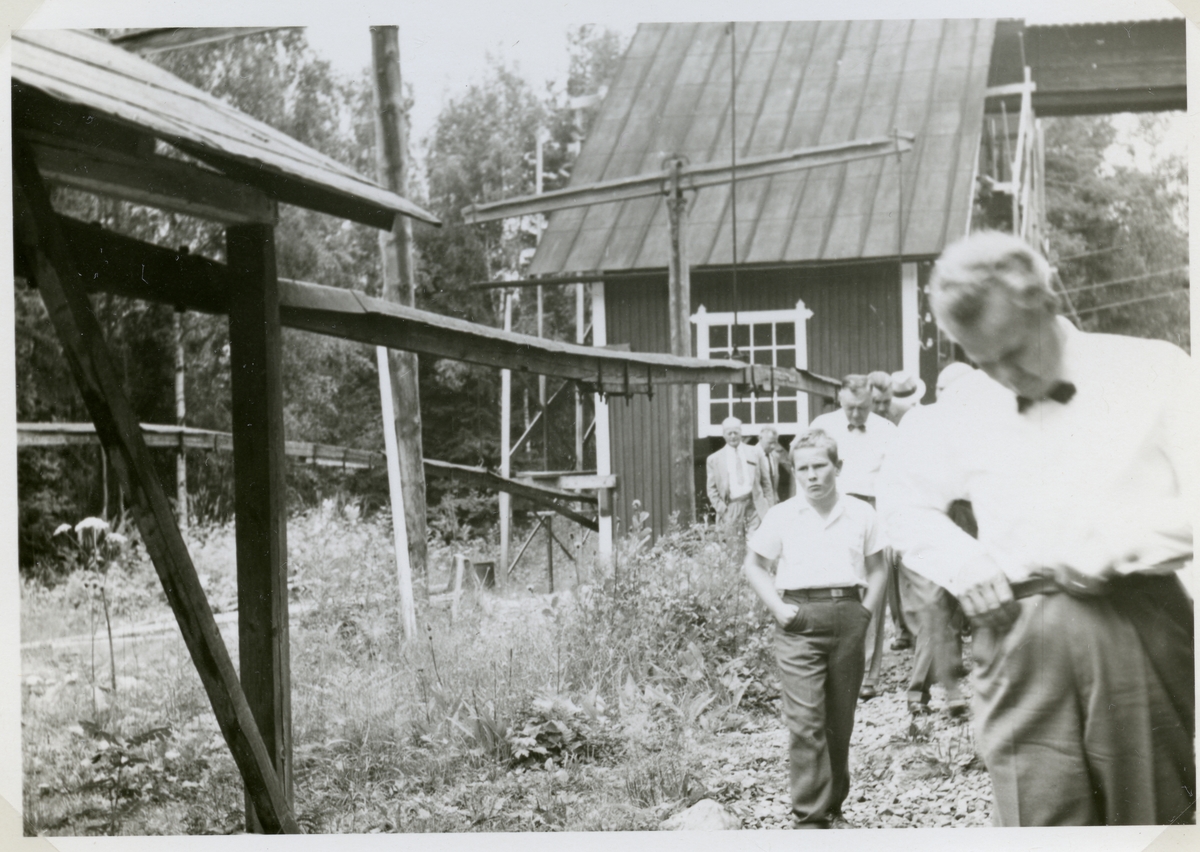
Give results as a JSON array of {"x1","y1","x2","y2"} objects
[{"x1": 782, "y1": 586, "x2": 862, "y2": 602}]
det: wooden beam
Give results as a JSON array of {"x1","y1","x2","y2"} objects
[
  {"x1": 24, "y1": 131, "x2": 278, "y2": 225},
  {"x1": 47, "y1": 218, "x2": 842, "y2": 399},
  {"x1": 110, "y1": 27, "x2": 296, "y2": 54},
  {"x1": 278, "y1": 279, "x2": 841, "y2": 398},
  {"x1": 226, "y1": 223, "x2": 293, "y2": 830},
  {"x1": 16, "y1": 423, "x2": 600, "y2": 514},
  {"x1": 425, "y1": 460, "x2": 598, "y2": 531},
  {"x1": 11, "y1": 138, "x2": 299, "y2": 833},
  {"x1": 56, "y1": 216, "x2": 230, "y2": 314},
  {"x1": 462, "y1": 135, "x2": 914, "y2": 224}
]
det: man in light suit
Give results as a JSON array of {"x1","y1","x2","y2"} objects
[{"x1": 706, "y1": 416, "x2": 769, "y2": 542}]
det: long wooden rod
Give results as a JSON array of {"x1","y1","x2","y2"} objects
[{"x1": 462, "y1": 135, "x2": 914, "y2": 224}]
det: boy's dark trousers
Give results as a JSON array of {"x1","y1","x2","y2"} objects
[{"x1": 775, "y1": 591, "x2": 873, "y2": 824}]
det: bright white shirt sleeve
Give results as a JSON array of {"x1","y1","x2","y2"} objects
[
  {"x1": 877, "y1": 406, "x2": 991, "y2": 595},
  {"x1": 862, "y1": 504, "x2": 882, "y2": 557},
  {"x1": 749, "y1": 507, "x2": 782, "y2": 561},
  {"x1": 1094, "y1": 342, "x2": 1196, "y2": 574}
]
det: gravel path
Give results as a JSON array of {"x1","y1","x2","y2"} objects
[{"x1": 683, "y1": 638, "x2": 994, "y2": 829}]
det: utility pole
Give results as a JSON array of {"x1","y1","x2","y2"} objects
[
  {"x1": 665, "y1": 156, "x2": 695, "y2": 525},
  {"x1": 371, "y1": 26, "x2": 429, "y2": 600},
  {"x1": 499, "y1": 290, "x2": 514, "y2": 579}
]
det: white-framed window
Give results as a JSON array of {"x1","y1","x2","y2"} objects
[{"x1": 691, "y1": 301, "x2": 814, "y2": 438}]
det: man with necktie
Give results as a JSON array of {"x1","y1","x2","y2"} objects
[
  {"x1": 755, "y1": 425, "x2": 793, "y2": 504},
  {"x1": 879, "y1": 230, "x2": 1195, "y2": 825}
]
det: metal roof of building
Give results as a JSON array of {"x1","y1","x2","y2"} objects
[
  {"x1": 529, "y1": 19, "x2": 996, "y2": 274},
  {"x1": 11, "y1": 29, "x2": 439, "y2": 229}
]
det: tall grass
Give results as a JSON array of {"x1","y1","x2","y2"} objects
[{"x1": 22, "y1": 501, "x2": 780, "y2": 834}]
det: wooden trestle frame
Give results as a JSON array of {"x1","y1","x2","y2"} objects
[{"x1": 10, "y1": 29, "x2": 841, "y2": 833}]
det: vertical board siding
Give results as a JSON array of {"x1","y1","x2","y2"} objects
[{"x1": 606, "y1": 261, "x2": 904, "y2": 537}]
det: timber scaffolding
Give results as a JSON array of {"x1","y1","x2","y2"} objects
[{"x1": 10, "y1": 28, "x2": 839, "y2": 833}]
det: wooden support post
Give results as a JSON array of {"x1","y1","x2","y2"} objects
[
  {"x1": 377, "y1": 346, "x2": 417, "y2": 639},
  {"x1": 665, "y1": 158, "x2": 696, "y2": 526},
  {"x1": 575, "y1": 283, "x2": 585, "y2": 470},
  {"x1": 11, "y1": 141, "x2": 298, "y2": 833},
  {"x1": 537, "y1": 284, "x2": 547, "y2": 471},
  {"x1": 544, "y1": 513, "x2": 555, "y2": 593},
  {"x1": 371, "y1": 26, "x2": 430, "y2": 599},
  {"x1": 226, "y1": 223, "x2": 293, "y2": 831},
  {"x1": 174, "y1": 309, "x2": 188, "y2": 530},
  {"x1": 451, "y1": 555, "x2": 467, "y2": 623},
  {"x1": 590, "y1": 282, "x2": 614, "y2": 566},
  {"x1": 499, "y1": 290, "x2": 514, "y2": 583}
]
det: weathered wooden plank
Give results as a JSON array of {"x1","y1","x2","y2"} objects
[
  {"x1": 52, "y1": 215, "x2": 230, "y2": 314},
  {"x1": 25, "y1": 131, "x2": 278, "y2": 225},
  {"x1": 11, "y1": 139, "x2": 299, "y2": 834},
  {"x1": 46, "y1": 217, "x2": 841, "y2": 398},
  {"x1": 226, "y1": 223, "x2": 293, "y2": 831},
  {"x1": 110, "y1": 27, "x2": 296, "y2": 54}
]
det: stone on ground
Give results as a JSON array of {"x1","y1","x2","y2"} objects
[{"x1": 661, "y1": 798, "x2": 741, "y2": 830}]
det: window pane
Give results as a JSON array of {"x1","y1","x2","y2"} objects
[
  {"x1": 776, "y1": 323, "x2": 795, "y2": 346},
  {"x1": 755, "y1": 400, "x2": 774, "y2": 422},
  {"x1": 778, "y1": 399, "x2": 797, "y2": 422},
  {"x1": 709, "y1": 325, "x2": 728, "y2": 349},
  {"x1": 732, "y1": 324, "x2": 750, "y2": 349},
  {"x1": 753, "y1": 323, "x2": 773, "y2": 346},
  {"x1": 752, "y1": 348, "x2": 772, "y2": 365},
  {"x1": 711, "y1": 383, "x2": 730, "y2": 400},
  {"x1": 711, "y1": 402, "x2": 728, "y2": 423},
  {"x1": 732, "y1": 401, "x2": 751, "y2": 422},
  {"x1": 776, "y1": 348, "x2": 795, "y2": 368}
]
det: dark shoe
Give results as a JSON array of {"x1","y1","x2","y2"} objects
[
  {"x1": 890, "y1": 634, "x2": 913, "y2": 650},
  {"x1": 859, "y1": 684, "x2": 878, "y2": 701},
  {"x1": 907, "y1": 699, "x2": 930, "y2": 715}
]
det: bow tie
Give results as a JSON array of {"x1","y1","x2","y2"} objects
[
  {"x1": 1017, "y1": 381, "x2": 1076, "y2": 414},
  {"x1": 847, "y1": 423, "x2": 866, "y2": 432}
]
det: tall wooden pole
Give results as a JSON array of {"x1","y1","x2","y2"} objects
[
  {"x1": 499, "y1": 290, "x2": 514, "y2": 579},
  {"x1": 665, "y1": 157, "x2": 696, "y2": 525},
  {"x1": 575, "y1": 283, "x2": 585, "y2": 470},
  {"x1": 590, "y1": 282, "x2": 614, "y2": 566},
  {"x1": 227, "y1": 223, "x2": 293, "y2": 831},
  {"x1": 377, "y1": 346, "x2": 417, "y2": 638},
  {"x1": 371, "y1": 26, "x2": 429, "y2": 598},
  {"x1": 174, "y1": 309, "x2": 188, "y2": 530}
]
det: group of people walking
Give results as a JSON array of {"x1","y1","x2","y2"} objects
[{"x1": 708, "y1": 231, "x2": 1196, "y2": 829}]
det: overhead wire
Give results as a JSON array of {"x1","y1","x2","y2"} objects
[
  {"x1": 1060, "y1": 265, "x2": 1188, "y2": 295},
  {"x1": 1073, "y1": 288, "x2": 1188, "y2": 315}
]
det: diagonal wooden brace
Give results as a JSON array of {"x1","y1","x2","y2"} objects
[{"x1": 11, "y1": 139, "x2": 300, "y2": 834}]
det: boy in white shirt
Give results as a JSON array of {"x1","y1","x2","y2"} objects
[{"x1": 743, "y1": 429, "x2": 887, "y2": 828}]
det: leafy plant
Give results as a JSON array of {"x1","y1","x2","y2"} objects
[{"x1": 75, "y1": 721, "x2": 172, "y2": 834}]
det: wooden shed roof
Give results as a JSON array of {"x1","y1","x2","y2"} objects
[
  {"x1": 529, "y1": 19, "x2": 996, "y2": 274},
  {"x1": 11, "y1": 29, "x2": 439, "y2": 229}
]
